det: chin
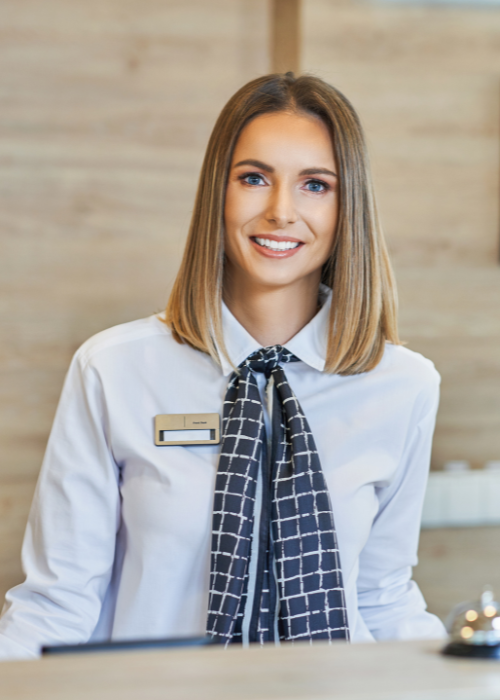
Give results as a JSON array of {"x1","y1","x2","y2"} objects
[
  {"x1": 251, "y1": 272, "x2": 307, "y2": 290},
  {"x1": 252, "y1": 261, "x2": 316, "y2": 287}
]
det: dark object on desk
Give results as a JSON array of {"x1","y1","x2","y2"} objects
[
  {"x1": 442, "y1": 588, "x2": 500, "y2": 659},
  {"x1": 443, "y1": 641, "x2": 500, "y2": 659},
  {"x1": 42, "y1": 635, "x2": 215, "y2": 655}
]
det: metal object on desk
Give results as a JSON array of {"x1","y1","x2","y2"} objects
[{"x1": 442, "y1": 588, "x2": 500, "y2": 658}]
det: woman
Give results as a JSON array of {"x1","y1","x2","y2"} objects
[{"x1": 0, "y1": 73, "x2": 445, "y2": 659}]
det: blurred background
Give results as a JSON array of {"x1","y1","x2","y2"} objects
[{"x1": 1, "y1": 0, "x2": 500, "y2": 624}]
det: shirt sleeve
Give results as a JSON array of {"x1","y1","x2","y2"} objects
[
  {"x1": 0, "y1": 350, "x2": 120, "y2": 660},
  {"x1": 356, "y1": 375, "x2": 447, "y2": 641}
]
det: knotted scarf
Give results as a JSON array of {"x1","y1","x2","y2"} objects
[{"x1": 206, "y1": 345, "x2": 349, "y2": 645}]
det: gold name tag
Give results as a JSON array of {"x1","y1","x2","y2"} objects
[{"x1": 154, "y1": 413, "x2": 220, "y2": 446}]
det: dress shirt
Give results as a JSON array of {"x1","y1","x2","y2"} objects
[{"x1": 0, "y1": 291, "x2": 446, "y2": 659}]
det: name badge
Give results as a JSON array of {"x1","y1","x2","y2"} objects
[{"x1": 154, "y1": 413, "x2": 220, "y2": 446}]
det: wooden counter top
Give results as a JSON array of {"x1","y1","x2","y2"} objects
[{"x1": 1, "y1": 639, "x2": 500, "y2": 700}]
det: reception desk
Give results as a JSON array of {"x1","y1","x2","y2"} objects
[{"x1": 1, "y1": 639, "x2": 500, "y2": 700}]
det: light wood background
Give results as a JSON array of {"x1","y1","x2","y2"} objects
[
  {"x1": 271, "y1": 0, "x2": 301, "y2": 74},
  {"x1": 1, "y1": 0, "x2": 500, "y2": 621},
  {"x1": 415, "y1": 525, "x2": 500, "y2": 621}
]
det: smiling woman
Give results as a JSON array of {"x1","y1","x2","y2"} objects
[{"x1": 0, "y1": 73, "x2": 446, "y2": 659}]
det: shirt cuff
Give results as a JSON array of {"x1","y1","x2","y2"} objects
[{"x1": 0, "y1": 633, "x2": 40, "y2": 662}]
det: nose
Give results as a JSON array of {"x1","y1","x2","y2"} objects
[{"x1": 265, "y1": 182, "x2": 298, "y2": 228}]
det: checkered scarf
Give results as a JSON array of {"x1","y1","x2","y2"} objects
[{"x1": 206, "y1": 345, "x2": 349, "y2": 645}]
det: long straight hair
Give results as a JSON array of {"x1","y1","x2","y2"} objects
[{"x1": 165, "y1": 73, "x2": 399, "y2": 375}]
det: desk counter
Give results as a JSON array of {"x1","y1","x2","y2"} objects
[{"x1": 1, "y1": 639, "x2": 500, "y2": 700}]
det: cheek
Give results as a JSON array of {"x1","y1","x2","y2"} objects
[{"x1": 225, "y1": 182, "x2": 263, "y2": 236}]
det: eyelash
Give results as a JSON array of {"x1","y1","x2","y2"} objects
[
  {"x1": 238, "y1": 172, "x2": 331, "y2": 193},
  {"x1": 304, "y1": 179, "x2": 330, "y2": 193},
  {"x1": 238, "y1": 172, "x2": 266, "y2": 186}
]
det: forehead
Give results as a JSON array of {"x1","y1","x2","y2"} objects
[{"x1": 232, "y1": 111, "x2": 334, "y2": 166}]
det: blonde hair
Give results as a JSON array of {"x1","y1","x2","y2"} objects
[{"x1": 165, "y1": 73, "x2": 399, "y2": 375}]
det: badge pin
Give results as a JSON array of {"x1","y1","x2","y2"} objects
[{"x1": 154, "y1": 413, "x2": 220, "y2": 446}]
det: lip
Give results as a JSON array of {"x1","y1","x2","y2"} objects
[{"x1": 250, "y1": 234, "x2": 304, "y2": 259}]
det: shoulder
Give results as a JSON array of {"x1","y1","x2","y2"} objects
[
  {"x1": 73, "y1": 314, "x2": 193, "y2": 370},
  {"x1": 377, "y1": 343, "x2": 440, "y2": 390},
  {"x1": 368, "y1": 343, "x2": 440, "y2": 420}
]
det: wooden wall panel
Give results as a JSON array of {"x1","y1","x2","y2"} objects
[
  {"x1": 303, "y1": 0, "x2": 500, "y2": 468},
  {"x1": 0, "y1": 0, "x2": 268, "y2": 598},
  {"x1": 414, "y1": 526, "x2": 500, "y2": 621},
  {"x1": 271, "y1": 0, "x2": 301, "y2": 74},
  {"x1": 0, "y1": 482, "x2": 36, "y2": 601}
]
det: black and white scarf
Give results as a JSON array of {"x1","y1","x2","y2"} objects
[{"x1": 206, "y1": 345, "x2": 349, "y2": 645}]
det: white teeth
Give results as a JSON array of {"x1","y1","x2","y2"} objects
[{"x1": 255, "y1": 237, "x2": 300, "y2": 251}]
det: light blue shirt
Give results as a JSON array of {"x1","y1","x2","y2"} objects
[{"x1": 0, "y1": 292, "x2": 446, "y2": 659}]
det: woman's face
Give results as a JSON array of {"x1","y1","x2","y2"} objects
[{"x1": 224, "y1": 110, "x2": 338, "y2": 293}]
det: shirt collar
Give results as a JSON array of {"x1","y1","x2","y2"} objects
[{"x1": 219, "y1": 285, "x2": 331, "y2": 376}]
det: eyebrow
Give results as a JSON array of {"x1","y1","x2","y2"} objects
[
  {"x1": 232, "y1": 159, "x2": 337, "y2": 178},
  {"x1": 233, "y1": 159, "x2": 274, "y2": 172},
  {"x1": 299, "y1": 167, "x2": 337, "y2": 178}
]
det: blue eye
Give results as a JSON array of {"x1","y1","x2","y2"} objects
[
  {"x1": 243, "y1": 173, "x2": 265, "y2": 186},
  {"x1": 305, "y1": 180, "x2": 327, "y2": 193}
]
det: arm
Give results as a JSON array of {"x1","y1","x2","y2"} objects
[
  {"x1": 356, "y1": 379, "x2": 447, "y2": 640},
  {"x1": 0, "y1": 350, "x2": 120, "y2": 659}
]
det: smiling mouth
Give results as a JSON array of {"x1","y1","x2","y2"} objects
[{"x1": 252, "y1": 237, "x2": 302, "y2": 251}]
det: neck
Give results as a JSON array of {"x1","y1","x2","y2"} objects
[{"x1": 223, "y1": 271, "x2": 322, "y2": 347}]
